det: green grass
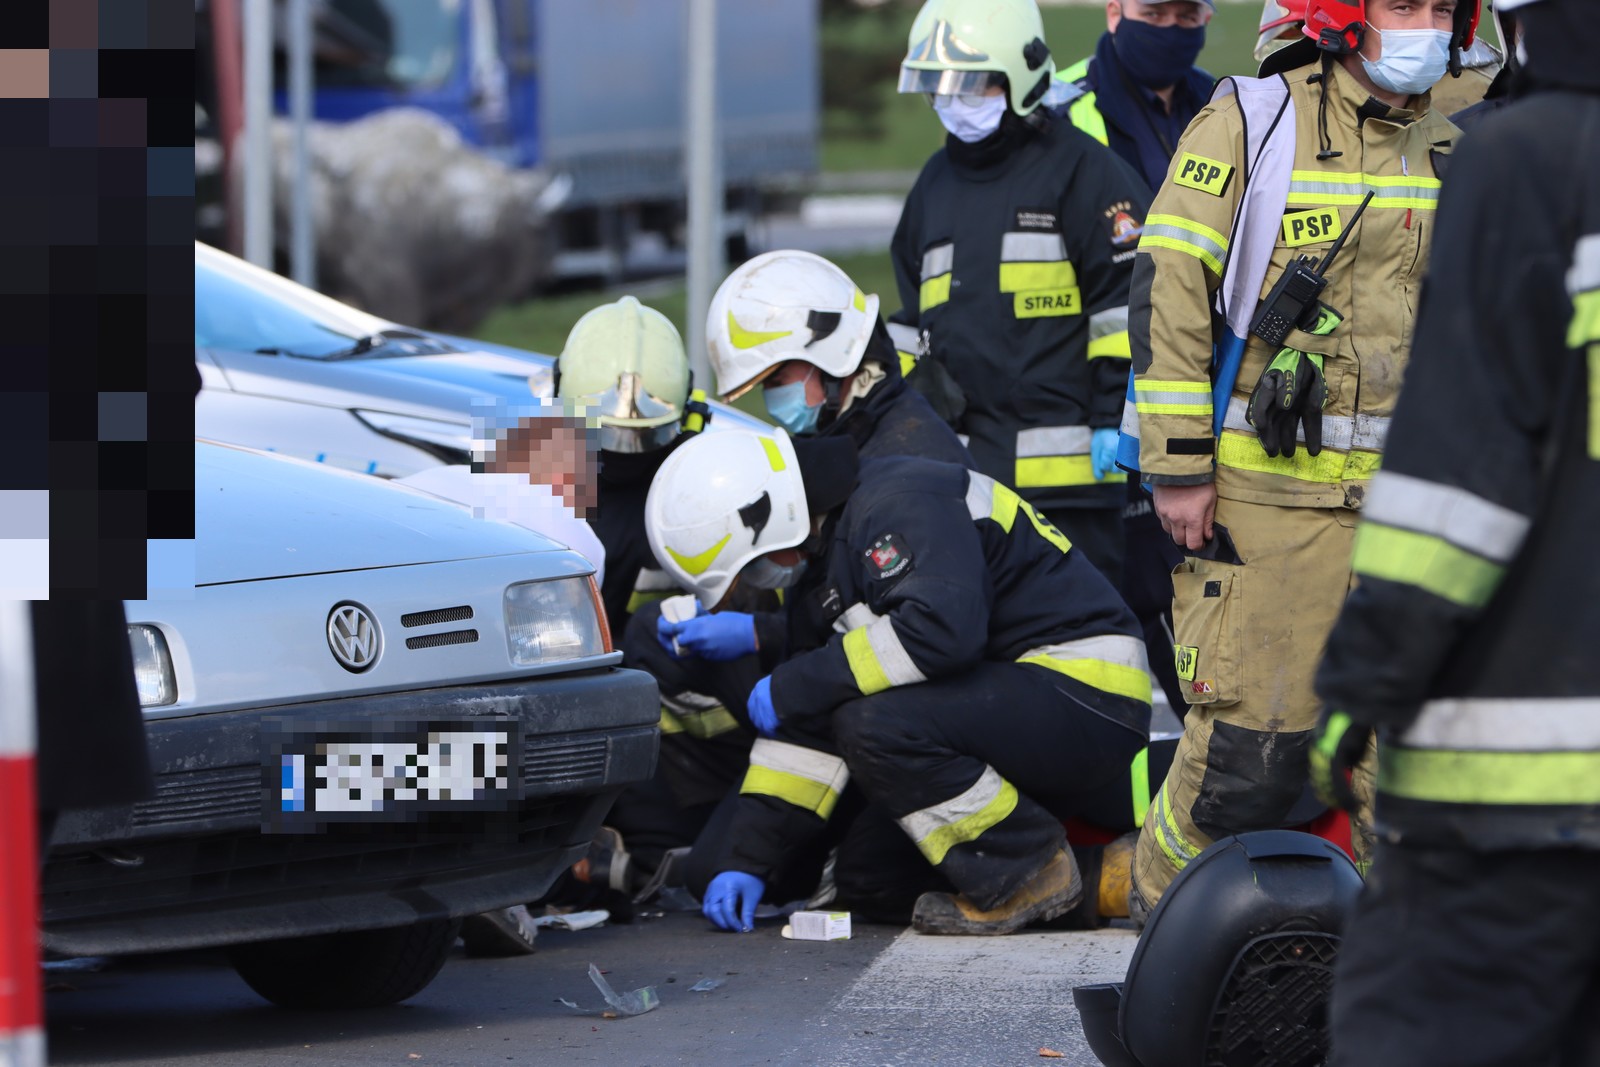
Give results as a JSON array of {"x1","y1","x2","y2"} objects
[{"x1": 822, "y1": 2, "x2": 1267, "y2": 173}]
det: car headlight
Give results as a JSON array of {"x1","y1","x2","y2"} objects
[
  {"x1": 127, "y1": 624, "x2": 177, "y2": 707},
  {"x1": 504, "y1": 577, "x2": 608, "y2": 667}
]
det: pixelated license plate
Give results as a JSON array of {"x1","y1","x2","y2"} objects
[{"x1": 262, "y1": 718, "x2": 521, "y2": 832}]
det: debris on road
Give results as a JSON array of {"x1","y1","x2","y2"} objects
[
  {"x1": 588, "y1": 964, "x2": 659, "y2": 1017},
  {"x1": 781, "y1": 911, "x2": 852, "y2": 941},
  {"x1": 688, "y1": 979, "x2": 724, "y2": 993},
  {"x1": 532, "y1": 909, "x2": 610, "y2": 932},
  {"x1": 1038, "y1": 1049, "x2": 1065, "y2": 1058}
]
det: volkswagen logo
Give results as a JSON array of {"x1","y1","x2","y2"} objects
[{"x1": 327, "y1": 603, "x2": 381, "y2": 672}]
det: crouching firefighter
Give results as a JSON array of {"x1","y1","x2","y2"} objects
[
  {"x1": 1124, "y1": 0, "x2": 1476, "y2": 917},
  {"x1": 646, "y1": 428, "x2": 1152, "y2": 934}
]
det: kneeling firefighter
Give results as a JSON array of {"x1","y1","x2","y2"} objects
[{"x1": 646, "y1": 428, "x2": 1153, "y2": 934}]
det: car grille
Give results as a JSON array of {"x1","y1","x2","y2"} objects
[
  {"x1": 405, "y1": 629, "x2": 479, "y2": 649},
  {"x1": 401, "y1": 605, "x2": 474, "y2": 627}
]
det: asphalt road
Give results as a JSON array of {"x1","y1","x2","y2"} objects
[{"x1": 45, "y1": 911, "x2": 1137, "y2": 1066}]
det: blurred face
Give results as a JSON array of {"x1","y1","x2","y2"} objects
[
  {"x1": 486, "y1": 416, "x2": 600, "y2": 515},
  {"x1": 1107, "y1": 0, "x2": 1211, "y2": 33},
  {"x1": 1361, "y1": 0, "x2": 1457, "y2": 57}
]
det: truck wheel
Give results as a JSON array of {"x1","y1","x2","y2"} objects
[
  {"x1": 228, "y1": 919, "x2": 462, "y2": 1009},
  {"x1": 459, "y1": 905, "x2": 539, "y2": 957}
]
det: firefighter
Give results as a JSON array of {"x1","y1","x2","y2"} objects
[
  {"x1": 646, "y1": 428, "x2": 1152, "y2": 934},
  {"x1": 891, "y1": 0, "x2": 1150, "y2": 586},
  {"x1": 1256, "y1": 0, "x2": 1500, "y2": 115},
  {"x1": 1128, "y1": 0, "x2": 1476, "y2": 914},
  {"x1": 553, "y1": 295, "x2": 710, "y2": 645},
  {"x1": 1313, "y1": 2, "x2": 1600, "y2": 1061},
  {"x1": 1052, "y1": 0, "x2": 1217, "y2": 193}
]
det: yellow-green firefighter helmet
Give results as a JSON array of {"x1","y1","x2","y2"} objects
[
  {"x1": 556, "y1": 296, "x2": 690, "y2": 454},
  {"x1": 898, "y1": 0, "x2": 1055, "y2": 118}
]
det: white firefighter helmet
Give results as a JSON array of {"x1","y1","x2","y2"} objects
[
  {"x1": 705, "y1": 250, "x2": 880, "y2": 402},
  {"x1": 897, "y1": 0, "x2": 1056, "y2": 118},
  {"x1": 646, "y1": 429, "x2": 809, "y2": 609},
  {"x1": 556, "y1": 296, "x2": 690, "y2": 453}
]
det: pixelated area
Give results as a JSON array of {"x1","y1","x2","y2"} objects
[
  {"x1": 471, "y1": 398, "x2": 603, "y2": 518},
  {"x1": 262, "y1": 718, "x2": 524, "y2": 835}
]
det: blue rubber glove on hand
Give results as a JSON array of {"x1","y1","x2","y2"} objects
[
  {"x1": 703, "y1": 870, "x2": 765, "y2": 932},
  {"x1": 657, "y1": 606, "x2": 758, "y2": 661},
  {"x1": 747, "y1": 675, "x2": 779, "y2": 738},
  {"x1": 1091, "y1": 427, "x2": 1120, "y2": 481}
]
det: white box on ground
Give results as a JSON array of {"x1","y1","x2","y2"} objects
[
  {"x1": 660, "y1": 594, "x2": 698, "y2": 656},
  {"x1": 783, "y1": 911, "x2": 852, "y2": 941}
]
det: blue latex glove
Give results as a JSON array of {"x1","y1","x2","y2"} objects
[
  {"x1": 703, "y1": 870, "x2": 765, "y2": 932},
  {"x1": 658, "y1": 607, "x2": 757, "y2": 661},
  {"x1": 747, "y1": 675, "x2": 779, "y2": 738},
  {"x1": 1091, "y1": 427, "x2": 1120, "y2": 481}
]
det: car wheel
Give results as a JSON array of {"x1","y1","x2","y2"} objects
[
  {"x1": 459, "y1": 905, "x2": 539, "y2": 957},
  {"x1": 227, "y1": 919, "x2": 462, "y2": 1009}
]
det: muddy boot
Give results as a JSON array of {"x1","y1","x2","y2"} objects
[
  {"x1": 1050, "y1": 832, "x2": 1137, "y2": 930},
  {"x1": 911, "y1": 849, "x2": 1084, "y2": 936}
]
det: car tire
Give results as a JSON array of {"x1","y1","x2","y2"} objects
[
  {"x1": 227, "y1": 919, "x2": 462, "y2": 1009},
  {"x1": 459, "y1": 905, "x2": 539, "y2": 958}
]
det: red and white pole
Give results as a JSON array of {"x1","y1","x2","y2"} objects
[{"x1": 0, "y1": 602, "x2": 43, "y2": 1067}]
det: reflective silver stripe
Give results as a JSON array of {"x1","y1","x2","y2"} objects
[
  {"x1": 833, "y1": 601, "x2": 881, "y2": 635},
  {"x1": 1088, "y1": 305, "x2": 1129, "y2": 340},
  {"x1": 1021, "y1": 633, "x2": 1151, "y2": 674},
  {"x1": 1138, "y1": 389, "x2": 1213, "y2": 411},
  {"x1": 863, "y1": 615, "x2": 926, "y2": 687},
  {"x1": 921, "y1": 243, "x2": 954, "y2": 280},
  {"x1": 898, "y1": 765, "x2": 1007, "y2": 843},
  {"x1": 886, "y1": 321, "x2": 924, "y2": 356},
  {"x1": 749, "y1": 738, "x2": 851, "y2": 792},
  {"x1": 1401, "y1": 698, "x2": 1600, "y2": 752},
  {"x1": 1287, "y1": 178, "x2": 1440, "y2": 203},
  {"x1": 1363, "y1": 471, "x2": 1530, "y2": 563},
  {"x1": 964, "y1": 470, "x2": 995, "y2": 522},
  {"x1": 1222, "y1": 396, "x2": 1388, "y2": 452},
  {"x1": 1568, "y1": 234, "x2": 1600, "y2": 296},
  {"x1": 1016, "y1": 425, "x2": 1091, "y2": 457},
  {"x1": 1119, "y1": 398, "x2": 1140, "y2": 438},
  {"x1": 1140, "y1": 219, "x2": 1227, "y2": 263},
  {"x1": 1000, "y1": 231, "x2": 1067, "y2": 263}
]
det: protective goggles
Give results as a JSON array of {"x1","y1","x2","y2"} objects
[{"x1": 896, "y1": 67, "x2": 1004, "y2": 105}]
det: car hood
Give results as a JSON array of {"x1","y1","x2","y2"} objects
[{"x1": 196, "y1": 441, "x2": 568, "y2": 585}]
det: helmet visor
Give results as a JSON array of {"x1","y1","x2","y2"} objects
[
  {"x1": 598, "y1": 420, "x2": 680, "y2": 454},
  {"x1": 577, "y1": 372, "x2": 681, "y2": 453},
  {"x1": 897, "y1": 67, "x2": 1003, "y2": 98}
]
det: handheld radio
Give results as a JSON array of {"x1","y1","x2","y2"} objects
[{"x1": 1249, "y1": 190, "x2": 1374, "y2": 347}]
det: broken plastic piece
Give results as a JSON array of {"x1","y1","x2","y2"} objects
[
  {"x1": 688, "y1": 978, "x2": 723, "y2": 993},
  {"x1": 531, "y1": 909, "x2": 610, "y2": 931},
  {"x1": 588, "y1": 963, "x2": 659, "y2": 1017}
]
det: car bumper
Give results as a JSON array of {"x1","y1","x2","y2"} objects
[{"x1": 42, "y1": 667, "x2": 659, "y2": 957}]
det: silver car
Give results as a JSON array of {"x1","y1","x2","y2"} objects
[{"x1": 40, "y1": 442, "x2": 658, "y2": 1008}]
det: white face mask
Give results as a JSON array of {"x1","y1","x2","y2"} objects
[
  {"x1": 933, "y1": 93, "x2": 1007, "y2": 143},
  {"x1": 1361, "y1": 26, "x2": 1452, "y2": 98}
]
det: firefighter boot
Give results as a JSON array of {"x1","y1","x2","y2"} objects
[{"x1": 912, "y1": 849, "x2": 1084, "y2": 936}]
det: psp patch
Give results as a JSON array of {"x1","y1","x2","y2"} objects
[
  {"x1": 1281, "y1": 207, "x2": 1343, "y2": 247},
  {"x1": 1173, "y1": 152, "x2": 1235, "y2": 197},
  {"x1": 1175, "y1": 645, "x2": 1199, "y2": 682},
  {"x1": 866, "y1": 533, "x2": 914, "y2": 580}
]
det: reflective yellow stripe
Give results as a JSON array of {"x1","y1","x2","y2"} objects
[
  {"x1": 1591, "y1": 347, "x2": 1600, "y2": 461},
  {"x1": 659, "y1": 704, "x2": 740, "y2": 739},
  {"x1": 899, "y1": 767, "x2": 1020, "y2": 866},
  {"x1": 1149, "y1": 781, "x2": 1202, "y2": 868},
  {"x1": 664, "y1": 533, "x2": 731, "y2": 577},
  {"x1": 741, "y1": 739, "x2": 849, "y2": 818},
  {"x1": 1351, "y1": 522, "x2": 1505, "y2": 609},
  {"x1": 1087, "y1": 331, "x2": 1131, "y2": 359},
  {"x1": 1139, "y1": 214, "x2": 1229, "y2": 275},
  {"x1": 1134, "y1": 379, "x2": 1212, "y2": 416},
  {"x1": 842, "y1": 626, "x2": 892, "y2": 696},
  {"x1": 999, "y1": 260, "x2": 1077, "y2": 293},
  {"x1": 1019, "y1": 651, "x2": 1153, "y2": 704},
  {"x1": 1569, "y1": 290, "x2": 1600, "y2": 348},
  {"x1": 727, "y1": 312, "x2": 791, "y2": 350},
  {"x1": 684, "y1": 388, "x2": 707, "y2": 433},
  {"x1": 898, "y1": 349, "x2": 917, "y2": 378},
  {"x1": 1015, "y1": 454, "x2": 1124, "y2": 488},
  {"x1": 1070, "y1": 93, "x2": 1107, "y2": 145},
  {"x1": 920, "y1": 273, "x2": 951, "y2": 311},
  {"x1": 1130, "y1": 746, "x2": 1150, "y2": 828},
  {"x1": 1286, "y1": 170, "x2": 1442, "y2": 211},
  {"x1": 761, "y1": 436, "x2": 786, "y2": 471},
  {"x1": 1215, "y1": 430, "x2": 1382, "y2": 483},
  {"x1": 659, "y1": 708, "x2": 683, "y2": 734},
  {"x1": 1380, "y1": 746, "x2": 1600, "y2": 805}
]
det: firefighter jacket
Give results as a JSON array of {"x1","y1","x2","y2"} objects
[
  {"x1": 891, "y1": 112, "x2": 1151, "y2": 512},
  {"x1": 720, "y1": 455, "x2": 1153, "y2": 880},
  {"x1": 1132, "y1": 58, "x2": 1457, "y2": 509},
  {"x1": 1315, "y1": 81, "x2": 1600, "y2": 852}
]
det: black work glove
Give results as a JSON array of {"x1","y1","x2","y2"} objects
[
  {"x1": 1246, "y1": 348, "x2": 1327, "y2": 458},
  {"x1": 1309, "y1": 708, "x2": 1373, "y2": 813}
]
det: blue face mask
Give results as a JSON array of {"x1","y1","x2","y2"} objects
[
  {"x1": 1111, "y1": 17, "x2": 1206, "y2": 91},
  {"x1": 764, "y1": 375, "x2": 823, "y2": 435}
]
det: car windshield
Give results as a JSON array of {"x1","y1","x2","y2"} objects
[
  {"x1": 313, "y1": 0, "x2": 461, "y2": 90},
  {"x1": 195, "y1": 254, "x2": 376, "y2": 358}
]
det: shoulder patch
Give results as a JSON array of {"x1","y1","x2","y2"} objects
[
  {"x1": 865, "y1": 533, "x2": 914, "y2": 581},
  {"x1": 1105, "y1": 200, "x2": 1143, "y2": 248},
  {"x1": 1172, "y1": 152, "x2": 1235, "y2": 197}
]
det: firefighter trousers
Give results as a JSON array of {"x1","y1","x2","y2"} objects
[
  {"x1": 1331, "y1": 842, "x2": 1600, "y2": 1067},
  {"x1": 1134, "y1": 496, "x2": 1362, "y2": 908},
  {"x1": 835, "y1": 659, "x2": 1147, "y2": 910}
]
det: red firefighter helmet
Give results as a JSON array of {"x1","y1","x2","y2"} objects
[{"x1": 1302, "y1": 0, "x2": 1480, "y2": 59}]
